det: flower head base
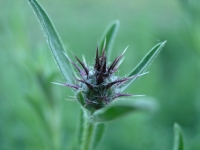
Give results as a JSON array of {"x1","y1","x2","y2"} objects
[{"x1": 60, "y1": 45, "x2": 144, "y2": 112}]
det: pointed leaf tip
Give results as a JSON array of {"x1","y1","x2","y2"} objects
[
  {"x1": 28, "y1": 0, "x2": 74, "y2": 83},
  {"x1": 129, "y1": 40, "x2": 167, "y2": 77},
  {"x1": 76, "y1": 91, "x2": 85, "y2": 107},
  {"x1": 99, "y1": 20, "x2": 120, "y2": 61},
  {"x1": 121, "y1": 41, "x2": 166, "y2": 91},
  {"x1": 173, "y1": 123, "x2": 184, "y2": 150}
]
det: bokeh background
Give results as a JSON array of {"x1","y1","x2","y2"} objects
[{"x1": 1, "y1": 0, "x2": 200, "y2": 150}]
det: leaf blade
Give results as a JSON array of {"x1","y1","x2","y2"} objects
[
  {"x1": 28, "y1": 0, "x2": 74, "y2": 83},
  {"x1": 92, "y1": 98, "x2": 155, "y2": 123},
  {"x1": 99, "y1": 20, "x2": 120, "y2": 61},
  {"x1": 76, "y1": 91, "x2": 85, "y2": 107},
  {"x1": 121, "y1": 41, "x2": 166, "y2": 91},
  {"x1": 173, "y1": 123, "x2": 184, "y2": 150}
]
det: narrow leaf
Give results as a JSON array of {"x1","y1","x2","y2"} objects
[
  {"x1": 92, "y1": 124, "x2": 105, "y2": 150},
  {"x1": 25, "y1": 95, "x2": 52, "y2": 138},
  {"x1": 173, "y1": 123, "x2": 184, "y2": 150},
  {"x1": 28, "y1": 0, "x2": 74, "y2": 84},
  {"x1": 26, "y1": 95, "x2": 45, "y2": 121},
  {"x1": 76, "y1": 91, "x2": 85, "y2": 107},
  {"x1": 99, "y1": 20, "x2": 120, "y2": 61},
  {"x1": 121, "y1": 41, "x2": 166, "y2": 91},
  {"x1": 92, "y1": 99, "x2": 155, "y2": 123}
]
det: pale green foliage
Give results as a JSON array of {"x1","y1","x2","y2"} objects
[
  {"x1": 28, "y1": 0, "x2": 74, "y2": 84},
  {"x1": 173, "y1": 123, "x2": 184, "y2": 150},
  {"x1": 99, "y1": 20, "x2": 120, "y2": 61}
]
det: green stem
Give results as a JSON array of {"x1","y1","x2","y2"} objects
[
  {"x1": 92, "y1": 123, "x2": 105, "y2": 149},
  {"x1": 82, "y1": 122, "x2": 94, "y2": 150},
  {"x1": 77, "y1": 109, "x2": 84, "y2": 147},
  {"x1": 79, "y1": 110, "x2": 105, "y2": 150},
  {"x1": 81, "y1": 119, "x2": 95, "y2": 150}
]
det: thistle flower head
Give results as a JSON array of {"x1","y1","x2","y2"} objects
[{"x1": 61, "y1": 45, "x2": 141, "y2": 112}]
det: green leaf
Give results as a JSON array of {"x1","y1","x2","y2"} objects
[
  {"x1": 173, "y1": 123, "x2": 184, "y2": 150},
  {"x1": 28, "y1": 0, "x2": 74, "y2": 84},
  {"x1": 77, "y1": 91, "x2": 85, "y2": 107},
  {"x1": 26, "y1": 94, "x2": 45, "y2": 121},
  {"x1": 99, "y1": 20, "x2": 120, "y2": 61},
  {"x1": 122, "y1": 41, "x2": 166, "y2": 91},
  {"x1": 92, "y1": 98, "x2": 155, "y2": 123},
  {"x1": 92, "y1": 124, "x2": 105, "y2": 150},
  {"x1": 25, "y1": 94, "x2": 52, "y2": 138}
]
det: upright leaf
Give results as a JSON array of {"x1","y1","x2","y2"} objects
[
  {"x1": 99, "y1": 20, "x2": 120, "y2": 61},
  {"x1": 173, "y1": 123, "x2": 184, "y2": 150},
  {"x1": 28, "y1": 0, "x2": 74, "y2": 84},
  {"x1": 121, "y1": 41, "x2": 166, "y2": 91},
  {"x1": 25, "y1": 95, "x2": 52, "y2": 139},
  {"x1": 77, "y1": 91, "x2": 85, "y2": 108},
  {"x1": 26, "y1": 94, "x2": 45, "y2": 121}
]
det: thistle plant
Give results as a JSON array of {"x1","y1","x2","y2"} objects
[
  {"x1": 57, "y1": 44, "x2": 149, "y2": 113},
  {"x1": 28, "y1": 0, "x2": 169, "y2": 149}
]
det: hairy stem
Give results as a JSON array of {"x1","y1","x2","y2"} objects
[
  {"x1": 83, "y1": 123, "x2": 95, "y2": 150},
  {"x1": 77, "y1": 109, "x2": 84, "y2": 148},
  {"x1": 80, "y1": 111, "x2": 95, "y2": 150}
]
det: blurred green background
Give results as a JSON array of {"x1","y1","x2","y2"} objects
[{"x1": 1, "y1": 0, "x2": 200, "y2": 150}]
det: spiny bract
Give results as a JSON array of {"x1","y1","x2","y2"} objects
[{"x1": 57, "y1": 44, "x2": 144, "y2": 112}]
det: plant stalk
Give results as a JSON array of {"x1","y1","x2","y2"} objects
[{"x1": 80, "y1": 110, "x2": 95, "y2": 150}]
